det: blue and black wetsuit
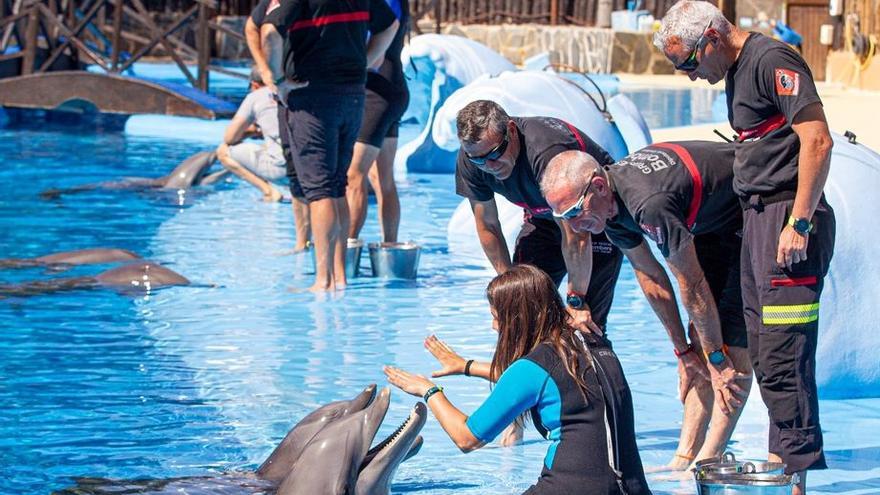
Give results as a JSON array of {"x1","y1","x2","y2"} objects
[{"x1": 466, "y1": 335, "x2": 651, "y2": 495}]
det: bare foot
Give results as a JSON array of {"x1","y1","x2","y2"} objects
[{"x1": 667, "y1": 453, "x2": 696, "y2": 471}]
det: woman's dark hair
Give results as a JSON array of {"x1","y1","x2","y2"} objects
[{"x1": 487, "y1": 264, "x2": 592, "y2": 400}]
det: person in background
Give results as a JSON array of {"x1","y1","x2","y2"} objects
[
  {"x1": 217, "y1": 68, "x2": 287, "y2": 202},
  {"x1": 245, "y1": 0, "x2": 310, "y2": 251},
  {"x1": 345, "y1": 0, "x2": 410, "y2": 244},
  {"x1": 385, "y1": 264, "x2": 652, "y2": 495},
  {"x1": 263, "y1": 0, "x2": 399, "y2": 291},
  {"x1": 655, "y1": 3, "x2": 836, "y2": 492}
]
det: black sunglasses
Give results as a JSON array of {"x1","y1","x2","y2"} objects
[
  {"x1": 467, "y1": 131, "x2": 509, "y2": 166},
  {"x1": 675, "y1": 22, "x2": 712, "y2": 72}
]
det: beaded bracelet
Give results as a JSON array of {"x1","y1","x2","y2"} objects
[{"x1": 423, "y1": 385, "x2": 444, "y2": 402}]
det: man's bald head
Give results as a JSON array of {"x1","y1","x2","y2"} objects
[
  {"x1": 541, "y1": 150, "x2": 602, "y2": 199},
  {"x1": 541, "y1": 150, "x2": 617, "y2": 234}
]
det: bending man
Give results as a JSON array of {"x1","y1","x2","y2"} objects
[{"x1": 540, "y1": 142, "x2": 752, "y2": 468}]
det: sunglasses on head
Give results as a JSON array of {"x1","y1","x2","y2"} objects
[
  {"x1": 466, "y1": 131, "x2": 509, "y2": 166},
  {"x1": 675, "y1": 21, "x2": 712, "y2": 72},
  {"x1": 552, "y1": 171, "x2": 597, "y2": 220}
]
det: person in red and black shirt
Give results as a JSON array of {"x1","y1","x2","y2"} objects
[
  {"x1": 455, "y1": 100, "x2": 623, "y2": 339},
  {"x1": 656, "y1": 2, "x2": 835, "y2": 490},
  {"x1": 541, "y1": 141, "x2": 753, "y2": 470},
  {"x1": 263, "y1": 0, "x2": 399, "y2": 291}
]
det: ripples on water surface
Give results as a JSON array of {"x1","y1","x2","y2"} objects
[{"x1": 1, "y1": 126, "x2": 879, "y2": 495}]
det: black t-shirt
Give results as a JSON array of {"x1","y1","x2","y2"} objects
[
  {"x1": 267, "y1": 0, "x2": 396, "y2": 86},
  {"x1": 455, "y1": 117, "x2": 615, "y2": 219},
  {"x1": 367, "y1": 0, "x2": 409, "y2": 96},
  {"x1": 725, "y1": 33, "x2": 822, "y2": 196},
  {"x1": 250, "y1": 0, "x2": 270, "y2": 26},
  {"x1": 604, "y1": 141, "x2": 740, "y2": 257}
]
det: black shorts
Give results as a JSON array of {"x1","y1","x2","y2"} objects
[
  {"x1": 283, "y1": 85, "x2": 365, "y2": 202},
  {"x1": 512, "y1": 216, "x2": 623, "y2": 331},
  {"x1": 357, "y1": 74, "x2": 409, "y2": 148},
  {"x1": 693, "y1": 230, "x2": 748, "y2": 348},
  {"x1": 278, "y1": 102, "x2": 305, "y2": 199}
]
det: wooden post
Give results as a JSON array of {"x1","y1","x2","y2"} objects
[
  {"x1": 22, "y1": 6, "x2": 38, "y2": 75},
  {"x1": 197, "y1": 1, "x2": 211, "y2": 92},
  {"x1": 550, "y1": 0, "x2": 558, "y2": 24},
  {"x1": 110, "y1": 0, "x2": 123, "y2": 71},
  {"x1": 717, "y1": 0, "x2": 736, "y2": 25},
  {"x1": 434, "y1": 0, "x2": 440, "y2": 33}
]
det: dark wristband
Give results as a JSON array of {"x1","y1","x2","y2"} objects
[
  {"x1": 423, "y1": 385, "x2": 444, "y2": 402},
  {"x1": 464, "y1": 359, "x2": 474, "y2": 377}
]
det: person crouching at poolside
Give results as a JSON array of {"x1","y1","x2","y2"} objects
[
  {"x1": 216, "y1": 68, "x2": 287, "y2": 202},
  {"x1": 384, "y1": 264, "x2": 652, "y2": 495}
]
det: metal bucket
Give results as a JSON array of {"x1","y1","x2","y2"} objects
[
  {"x1": 368, "y1": 242, "x2": 421, "y2": 279},
  {"x1": 310, "y1": 239, "x2": 363, "y2": 278},
  {"x1": 694, "y1": 452, "x2": 797, "y2": 495}
]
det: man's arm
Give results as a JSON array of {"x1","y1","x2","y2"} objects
[
  {"x1": 260, "y1": 23, "x2": 284, "y2": 83},
  {"x1": 245, "y1": 17, "x2": 275, "y2": 93},
  {"x1": 366, "y1": 19, "x2": 399, "y2": 70},
  {"x1": 223, "y1": 114, "x2": 252, "y2": 146},
  {"x1": 778, "y1": 103, "x2": 833, "y2": 268},
  {"x1": 623, "y1": 240, "x2": 710, "y2": 400},
  {"x1": 555, "y1": 219, "x2": 602, "y2": 334},
  {"x1": 665, "y1": 240, "x2": 748, "y2": 413},
  {"x1": 470, "y1": 198, "x2": 512, "y2": 275}
]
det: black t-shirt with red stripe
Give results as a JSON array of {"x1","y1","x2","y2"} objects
[
  {"x1": 266, "y1": 0, "x2": 397, "y2": 86},
  {"x1": 249, "y1": 0, "x2": 270, "y2": 26},
  {"x1": 604, "y1": 141, "x2": 740, "y2": 257},
  {"x1": 725, "y1": 33, "x2": 822, "y2": 196},
  {"x1": 455, "y1": 117, "x2": 615, "y2": 220}
]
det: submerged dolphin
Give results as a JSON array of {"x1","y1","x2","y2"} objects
[
  {"x1": 0, "y1": 261, "x2": 191, "y2": 297},
  {"x1": 0, "y1": 248, "x2": 141, "y2": 270},
  {"x1": 53, "y1": 386, "x2": 427, "y2": 495},
  {"x1": 40, "y1": 151, "x2": 225, "y2": 199}
]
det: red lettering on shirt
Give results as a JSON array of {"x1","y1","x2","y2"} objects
[{"x1": 775, "y1": 68, "x2": 800, "y2": 96}]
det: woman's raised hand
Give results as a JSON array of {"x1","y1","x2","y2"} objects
[
  {"x1": 383, "y1": 365, "x2": 436, "y2": 398},
  {"x1": 424, "y1": 334, "x2": 467, "y2": 377}
]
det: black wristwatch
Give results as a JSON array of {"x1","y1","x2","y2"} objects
[
  {"x1": 788, "y1": 216, "x2": 813, "y2": 236},
  {"x1": 566, "y1": 291, "x2": 585, "y2": 309}
]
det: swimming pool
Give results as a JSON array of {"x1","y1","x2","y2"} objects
[{"x1": 1, "y1": 123, "x2": 879, "y2": 495}]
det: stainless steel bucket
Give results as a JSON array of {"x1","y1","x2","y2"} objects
[
  {"x1": 310, "y1": 239, "x2": 363, "y2": 278},
  {"x1": 368, "y1": 242, "x2": 420, "y2": 279},
  {"x1": 694, "y1": 452, "x2": 796, "y2": 495}
]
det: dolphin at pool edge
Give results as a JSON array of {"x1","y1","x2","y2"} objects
[
  {"x1": 39, "y1": 150, "x2": 227, "y2": 199},
  {"x1": 54, "y1": 385, "x2": 427, "y2": 495},
  {"x1": 0, "y1": 261, "x2": 192, "y2": 297}
]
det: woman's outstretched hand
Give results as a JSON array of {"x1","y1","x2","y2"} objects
[
  {"x1": 384, "y1": 365, "x2": 436, "y2": 398},
  {"x1": 424, "y1": 334, "x2": 467, "y2": 377}
]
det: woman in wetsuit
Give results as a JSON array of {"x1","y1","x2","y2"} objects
[{"x1": 384, "y1": 264, "x2": 651, "y2": 494}]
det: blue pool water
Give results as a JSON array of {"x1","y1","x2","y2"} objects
[{"x1": 2, "y1": 125, "x2": 880, "y2": 495}]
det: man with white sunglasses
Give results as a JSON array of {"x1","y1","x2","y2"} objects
[
  {"x1": 541, "y1": 141, "x2": 753, "y2": 470},
  {"x1": 455, "y1": 100, "x2": 623, "y2": 337}
]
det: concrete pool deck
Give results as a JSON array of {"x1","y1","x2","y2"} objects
[{"x1": 619, "y1": 74, "x2": 880, "y2": 151}]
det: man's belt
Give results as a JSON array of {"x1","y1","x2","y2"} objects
[
  {"x1": 736, "y1": 114, "x2": 787, "y2": 142},
  {"x1": 739, "y1": 190, "x2": 797, "y2": 211}
]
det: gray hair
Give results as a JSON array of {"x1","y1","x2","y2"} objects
[
  {"x1": 540, "y1": 150, "x2": 602, "y2": 198},
  {"x1": 456, "y1": 100, "x2": 509, "y2": 145},
  {"x1": 249, "y1": 65, "x2": 263, "y2": 85},
  {"x1": 653, "y1": 0, "x2": 732, "y2": 52}
]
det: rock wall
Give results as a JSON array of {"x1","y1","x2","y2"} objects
[{"x1": 438, "y1": 23, "x2": 674, "y2": 74}]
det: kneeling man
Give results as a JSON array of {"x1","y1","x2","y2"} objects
[{"x1": 541, "y1": 141, "x2": 752, "y2": 468}]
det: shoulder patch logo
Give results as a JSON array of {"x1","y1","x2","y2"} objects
[{"x1": 775, "y1": 68, "x2": 800, "y2": 96}]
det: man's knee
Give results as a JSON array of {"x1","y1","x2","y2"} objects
[{"x1": 216, "y1": 143, "x2": 230, "y2": 161}]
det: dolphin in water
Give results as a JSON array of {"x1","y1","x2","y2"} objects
[
  {"x1": 54, "y1": 385, "x2": 427, "y2": 495},
  {"x1": 0, "y1": 261, "x2": 191, "y2": 297},
  {"x1": 40, "y1": 151, "x2": 226, "y2": 199},
  {"x1": 0, "y1": 248, "x2": 141, "y2": 270}
]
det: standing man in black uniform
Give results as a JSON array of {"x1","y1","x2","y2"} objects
[
  {"x1": 656, "y1": 2, "x2": 836, "y2": 492},
  {"x1": 455, "y1": 100, "x2": 623, "y2": 335},
  {"x1": 263, "y1": 0, "x2": 399, "y2": 291},
  {"x1": 246, "y1": 0, "x2": 310, "y2": 251},
  {"x1": 540, "y1": 142, "x2": 752, "y2": 469},
  {"x1": 346, "y1": 0, "x2": 410, "y2": 244}
]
